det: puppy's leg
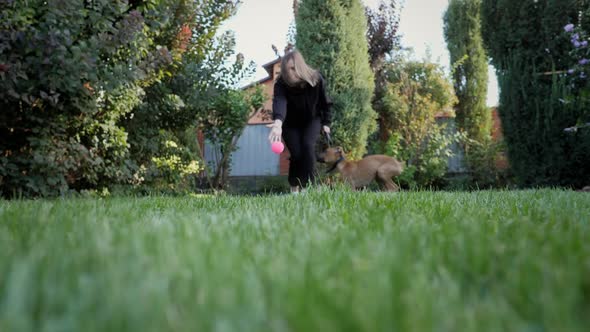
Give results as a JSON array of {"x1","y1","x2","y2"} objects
[
  {"x1": 377, "y1": 166, "x2": 399, "y2": 192},
  {"x1": 389, "y1": 180, "x2": 399, "y2": 192},
  {"x1": 374, "y1": 176, "x2": 385, "y2": 191},
  {"x1": 381, "y1": 178, "x2": 398, "y2": 192}
]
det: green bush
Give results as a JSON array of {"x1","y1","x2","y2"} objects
[
  {"x1": 462, "y1": 137, "x2": 511, "y2": 189},
  {"x1": 372, "y1": 54, "x2": 461, "y2": 188},
  {"x1": 0, "y1": 0, "x2": 178, "y2": 197},
  {"x1": 0, "y1": 0, "x2": 247, "y2": 197},
  {"x1": 125, "y1": 23, "x2": 264, "y2": 191}
]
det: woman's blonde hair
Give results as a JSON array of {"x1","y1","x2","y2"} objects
[{"x1": 280, "y1": 50, "x2": 320, "y2": 87}]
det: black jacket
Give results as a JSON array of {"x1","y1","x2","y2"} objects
[{"x1": 271, "y1": 74, "x2": 333, "y2": 128}]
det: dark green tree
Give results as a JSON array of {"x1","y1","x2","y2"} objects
[
  {"x1": 481, "y1": 0, "x2": 590, "y2": 188},
  {"x1": 295, "y1": 0, "x2": 376, "y2": 158},
  {"x1": 444, "y1": 0, "x2": 490, "y2": 143}
]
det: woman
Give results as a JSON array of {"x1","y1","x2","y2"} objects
[{"x1": 267, "y1": 50, "x2": 333, "y2": 193}]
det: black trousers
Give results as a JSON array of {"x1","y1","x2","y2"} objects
[{"x1": 282, "y1": 119, "x2": 322, "y2": 187}]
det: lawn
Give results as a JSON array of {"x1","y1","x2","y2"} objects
[{"x1": 0, "y1": 189, "x2": 589, "y2": 331}]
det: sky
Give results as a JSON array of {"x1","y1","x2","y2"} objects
[{"x1": 218, "y1": 0, "x2": 499, "y2": 106}]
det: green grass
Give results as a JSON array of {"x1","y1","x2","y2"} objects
[{"x1": 1, "y1": 189, "x2": 589, "y2": 332}]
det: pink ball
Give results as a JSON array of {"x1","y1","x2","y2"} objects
[{"x1": 271, "y1": 141, "x2": 284, "y2": 154}]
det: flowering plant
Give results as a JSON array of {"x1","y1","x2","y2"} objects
[
  {"x1": 561, "y1": 22, "x2": 590, "y2": 133},
  {"x1": 563, "y1": 23, "x2": 590, "y2": 81}
]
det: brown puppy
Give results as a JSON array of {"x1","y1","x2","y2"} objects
[{"x1": 318, "y1": 147, "x2": 404, "y2": 192}]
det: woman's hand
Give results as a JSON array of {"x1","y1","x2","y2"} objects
[
  {"x1": 267, "y1": 120, "x2": 283, "y2": 143},
  {"x1": 322, "y1": 125, "x2": 331, "y2": 134}
]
